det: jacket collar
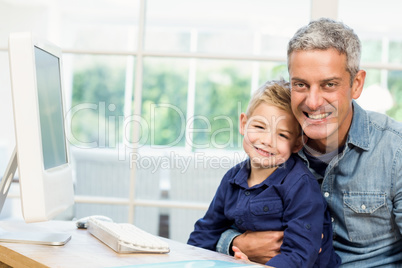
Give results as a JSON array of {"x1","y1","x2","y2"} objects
[{"x1": 230, "y1": 155, "x2": 297, "y2": 188}]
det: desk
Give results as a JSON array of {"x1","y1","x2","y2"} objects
[{"x1": 0, "y1": 221, "x2": 262, "y2": 268}]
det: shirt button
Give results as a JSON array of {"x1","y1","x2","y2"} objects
[
  {"x1": 331, "y1": 217, "x2": 334, "y2": 222},
  {"x1": 324, "y1": 192, "x2": 330, "y2": 198},
  {"x1": 245, "y1": 191, "x2": 250, "y2": 196},
  {"x1": 263, "y1": 206, "x2": 269, "y2": 212},
  {"x1": 361, "y1": 204, "x2": 366, "y2": 210}
]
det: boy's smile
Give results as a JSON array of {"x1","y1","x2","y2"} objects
[{"x1": 240, "y1": 103, "x2": 302, "y2": 171}]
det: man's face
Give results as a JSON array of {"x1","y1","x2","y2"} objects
[{"x1": 289, "y1": 48, "x2": 365, "y2": 152}]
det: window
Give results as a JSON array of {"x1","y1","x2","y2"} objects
[
  {"x1": 339, "y1": 0, "x2": 402, "y2": 119},
  {"x1": 0, "y1": 0, "x2": 400, "y2": 243}
]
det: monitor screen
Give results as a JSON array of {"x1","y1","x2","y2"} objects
[
  {"x1": 4, "y1": 32, "x2": 74, "y2": 225},
  {"x1": 35, "y1": 47, "x2": 68, "y2": 170}
]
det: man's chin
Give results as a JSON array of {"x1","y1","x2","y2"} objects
[{"x1": 302, "y1": 126, "x2": 333, "y2": 141}]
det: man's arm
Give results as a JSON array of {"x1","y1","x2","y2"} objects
[
  {"x1": 393, "y1": 145, "x2": 402, "y2": 232},
  {"x1": 232, "y1": 230, "x2": 283, "y2": 264},
  {"x1": 216, "y1": 228, "x2": 283, "y2": 264}
]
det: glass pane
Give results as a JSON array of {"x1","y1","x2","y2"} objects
[
  {"x1": 0, "y1": 51, "x2": 15, "y2": 173},
  {"x1": 74, "y1": 203, "x2": 129, "y2": 223},
  {"x1": 141, "y1": 57, "x2": 189, "y2": 147},
  {"x1": 193, "y1": 60, "x2": 252, "y2": 150},
  {"x1": 145, "y1": 0, "x2": 311, "y2": 57},
  {"x1": 66, "y1": 54, "x2": 132, "y2": 148},
  {"x1": 60, "y1": 0, "x2": 140, "y2": 51},
  {"x1": 258, "y1": 62, "x2": 289, "y2": 85},
  {"x1": 339, "y1": 0, "x2": 402, "y2": 118},
  {"x1": 72, "y1": 148, "x2": 131, "y2": 198},
  {"x1": 389, "y1": 41, "x2": 402, "y2": 64},
  {"x1": 387, "y1": 70, "x2": 402, "y2": 121}
]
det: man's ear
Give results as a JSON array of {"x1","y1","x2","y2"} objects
[
  {"x1": 292, "y1": 133, "x2": 307, "y2": 153},
  {"x1": 239, "y1": 113, "x2": 248, "y2": 136},
  {"x1": 351, "y1": 70, "x2": 366, "y2": 99}
]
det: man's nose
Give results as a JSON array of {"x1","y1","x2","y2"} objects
[{"x1": 305, "y1": 86, "x2": 323, "y2": 111}]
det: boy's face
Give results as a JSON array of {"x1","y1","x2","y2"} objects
[{"x1": 240, "y1": 103, "x2": 303, "y2": 169}]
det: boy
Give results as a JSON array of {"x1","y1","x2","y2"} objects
[{"x1": 187, "y1": 80, "x2": 340, "y2": 267}]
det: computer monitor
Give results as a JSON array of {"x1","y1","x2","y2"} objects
[{"x1": 0, "y1": 32, "x2": 74, "y2": 245}]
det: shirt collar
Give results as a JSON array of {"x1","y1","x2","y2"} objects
[
  {"x1": 230, "y1": 155, "x2": 297, "y2": 188},
  {"x1": 346, "y1": 101, "x2": 370, "y2": 150}
]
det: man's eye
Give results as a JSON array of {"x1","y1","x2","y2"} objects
[
  {"x1": 327, "y1": 82, "x2": 335, "y2": 87},
  {"x1": 292, "y1": 83, "x2": 306, "y2": 90}
]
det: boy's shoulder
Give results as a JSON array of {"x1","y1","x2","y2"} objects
[
  {"x1": 221, "y1": 159, "x2": 250, "y2": 182},
  {"x1": 282, "y1": 154, "x2": 318, "y2": 183}
]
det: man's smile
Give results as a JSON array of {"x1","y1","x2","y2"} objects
[{"x1": 304, "y1": 112, "x2": 332, "y2": 120}]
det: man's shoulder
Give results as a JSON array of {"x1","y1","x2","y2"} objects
[
  {"x1": 367, "y1": 110, "x2": 402, "y2": 140},
  {"x1": 367, "y1": 111, "x2": 402, "y2": 134}
]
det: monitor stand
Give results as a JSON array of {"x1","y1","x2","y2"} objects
[{"x1": 0, "y1": 147, "x2": 71, "y2": 246}]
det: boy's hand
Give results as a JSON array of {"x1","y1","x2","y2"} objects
[
  {"x1": 233, "y1": 246, "x2": 249, "y2": 261},
  {"x1": 232, "y1": 230, "x2": 283, "y2": 264}
]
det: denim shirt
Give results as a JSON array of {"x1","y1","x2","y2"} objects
[
  {"x1": 299, "y1": 102, "x2": 402, "y2": 267},
  {"x1": 217, "y1": 102, "x2": 402, "y2": 267}
]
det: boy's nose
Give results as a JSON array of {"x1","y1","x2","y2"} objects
[{"x1": 261, "y1": 132, "x2": 275, "y2": 148}]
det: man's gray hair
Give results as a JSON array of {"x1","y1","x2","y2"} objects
[{"x1": 287, "y1": 18, "x2": 361, "y2": 85}]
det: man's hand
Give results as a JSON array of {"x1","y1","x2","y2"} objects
[{"x1": 232, "y1": 230, "x2": 283, "y2": 264}]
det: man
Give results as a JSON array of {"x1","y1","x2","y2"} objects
[{"x1": 216, "y1": 18, "x2": 402, "y2": 267}]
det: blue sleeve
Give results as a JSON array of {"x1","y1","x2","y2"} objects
[
  {"x1": 216, "y1": 228, "x2": 241, "y2": 255},
  {"x1": 187, "y1": 172, "x2": 234, "y2": 250},
  {"x1": 267, "y1": 175, "x2": 325, "y2": 268}
]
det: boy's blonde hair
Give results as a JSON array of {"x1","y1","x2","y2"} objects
[{"x1": 246, "y1": 79, "x2": 301, "y2": 135}]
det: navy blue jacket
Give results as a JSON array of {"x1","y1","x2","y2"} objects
[{"x1": 188, "y1": 154, "x2": 340, "y2": 267}]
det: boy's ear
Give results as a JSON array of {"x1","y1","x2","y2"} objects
[
  {"x1": 292, "y1": 133, "x2": 307, "y2": 153},
  {"x1": 239, "y1": 113, "x2": 248, "y2": 135}
]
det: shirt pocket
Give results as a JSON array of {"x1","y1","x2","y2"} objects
[
  {"x1": 343, "y1": 192, "x2": 392, "y2": 242},
  {"x1": 250, "y1": 198, "x2": 283, "y2": 231}
]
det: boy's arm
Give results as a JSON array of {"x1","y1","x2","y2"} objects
[
  {"x1": 187, "y1": 172, "x2": 234, "y2": 250},
  {"x1": 267, "y1": 175, "x2": 325, "y2": 267}
]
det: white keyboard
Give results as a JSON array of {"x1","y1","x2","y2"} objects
[{"x1": 87, "y1": 217, "x2": 170, "y2": 254}]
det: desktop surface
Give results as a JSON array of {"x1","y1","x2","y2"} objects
[{"x1": 0, "y1": 220, "x2": 261, "y2": 268}]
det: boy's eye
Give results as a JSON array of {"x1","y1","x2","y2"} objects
[{"x1": 279, "y1": 133, "x2": 289, "y2": 139}]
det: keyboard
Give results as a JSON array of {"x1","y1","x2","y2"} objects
[{"x1": 87, "y1": 217, "x2": 170, "y2": 254}]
